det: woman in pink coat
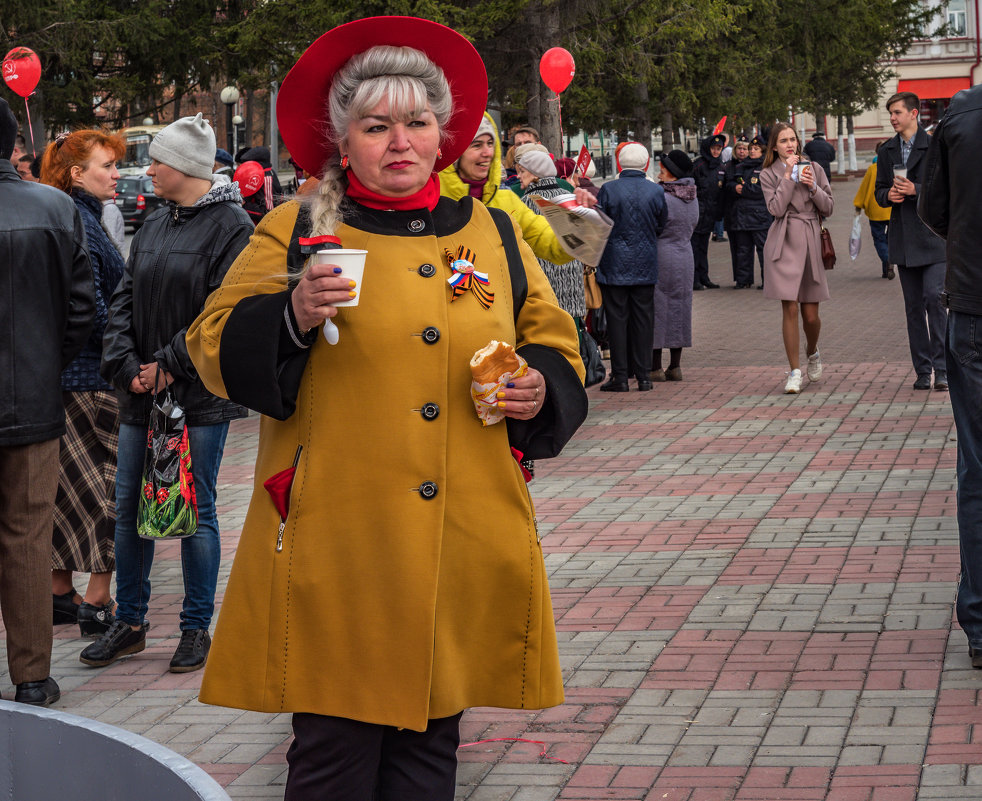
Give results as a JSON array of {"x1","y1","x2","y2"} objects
[{"x1": 760, "y1": 122, "x2": 834, "y2": 394}]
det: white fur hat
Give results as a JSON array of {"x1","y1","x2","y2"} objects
[{"x1": 617, "y1": 142, "x2": 649, "y2": 172}]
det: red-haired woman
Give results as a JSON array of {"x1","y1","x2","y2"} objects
[
  {"x1": 41, "y1": 130, "x2": 126, "y2": 637},
  {"x1": 760, "y1": 122, "x2": 834, "y2": 393}
]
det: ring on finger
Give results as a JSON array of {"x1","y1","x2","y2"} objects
[{"x1": 532, "y1": 400, "x2": 537, "y2": 410}]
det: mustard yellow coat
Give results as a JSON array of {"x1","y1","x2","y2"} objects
[{"x1": 186, "y1": 195, "x2": 587, "y2": 731}]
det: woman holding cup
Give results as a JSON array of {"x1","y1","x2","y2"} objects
[
  {"x1": 186, "y1": 16, "x2": 587, "y2": 799},
  {"x1": 760, "y1": 122, "x2": 834, "y2": 393}
]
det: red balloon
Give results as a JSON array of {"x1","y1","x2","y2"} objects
[
  {"x1": 539, "y1": 47, "x2": 575, "y2": 94},
  {"x1": 2, "y1": 47, "x2": 41, "y2": 98}
]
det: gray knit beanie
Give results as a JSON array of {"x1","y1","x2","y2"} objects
[
  {"x1": 517, "y1": 149, "x2": 556, "y2": 178},
  {"x1": 149, "y1": 113, "x2": 216, "y2": 179}
]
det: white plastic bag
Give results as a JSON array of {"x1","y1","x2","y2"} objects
[{"x1": 849, "y1": 213, "x2": 862, "y2": 260}]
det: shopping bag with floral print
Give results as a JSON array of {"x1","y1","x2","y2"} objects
[{"x1": 137, "y1": 386, "x2": 197, "y2": 540}]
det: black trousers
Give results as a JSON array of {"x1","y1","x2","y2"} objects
[
  {"x1": 732, "y1": 229, "x2": 767, "y2": 287},
  {"x1": 600, "y1": 283, "x2": 654, "y2": 382},
  {"x1": 691, "y1": 231, "x2": 711, "y2": 286},
  {"x1": 285, "y1": 712, "x2": 463, "y2": 801}
]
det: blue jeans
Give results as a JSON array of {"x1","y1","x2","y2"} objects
[
  {"x1": 869, "y1": 219, "x2": 889, "y2": 274},
  {"x1": 897, "y1": 262, "x2": 947, "y2": 377},
  {"x1": 114, "y1": 421, "x2": 229, "y2": 631},
  {"x1": 949, "y1": 311, "x2": 982, "y2": 647}
]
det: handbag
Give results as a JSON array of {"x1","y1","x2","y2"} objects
[
  {"x1": 137, "y1": 374, "x2": 198, "y2": 540},
  {"x1": 583, "y1": 266, "x2": 602, "y2": 310},
  {"x1": 820, "y1": 225, "x2": 836, "y2": 270},
  {"x1": 578, "y1": 324, "x2": 607, "y2": 387}
]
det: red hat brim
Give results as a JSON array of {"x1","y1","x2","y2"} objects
[{"x1": 277, "y1": 16, "x2": 488, "y2": 178}]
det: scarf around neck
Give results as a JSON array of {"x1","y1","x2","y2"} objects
[{"x1": 344, "y1": 170, "x2": 441, "y2": 211}]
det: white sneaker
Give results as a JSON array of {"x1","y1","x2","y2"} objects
[
  {"x1": 784, "y1": 369, "x2": 802, "y2": 394},
  {"x1": 806, "y1": 350, "x2": 823, "y2": 381}
]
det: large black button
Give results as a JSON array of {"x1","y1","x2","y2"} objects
[
  {"x1": 408, "y1": 219, "x2": 425, "y2": 233},
  {"x1": 418, "y1": 263, "x2": 437, "y2": 278},
  {"x1": 421, "y1": 403, "x2": 440, "y2": 420},
  {"x1": 418, "y1": 481, "x2": 438, "y2": 499},
  {"x1": 422, "y1": 326, "x2": 440, "y2": 344}
]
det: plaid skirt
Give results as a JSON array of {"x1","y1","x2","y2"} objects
[{"x1": 52, "y1": 390, "x2": 118, "y2": 573}]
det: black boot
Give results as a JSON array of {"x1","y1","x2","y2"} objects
[
  {"x1": 79, "y1": 620, "x2": 148, "y2": 667},
  {"x1": 53, "y1": 589, "x2": 80, "y2": 625},
  {"x1": 15, "y1": 677, "x2": 60, "y2": 707},
  {"x1": 78, "y1": 601, "x2": 117, "y2": 638},
  {"x1": 169, "y1": 629, "x2": 211, "y2": 673}
]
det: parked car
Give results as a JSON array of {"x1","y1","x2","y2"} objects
[{"x1": 114, "y1": 175, "x2": 165, "y2": 229}]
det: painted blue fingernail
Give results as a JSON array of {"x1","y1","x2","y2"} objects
[
  {"x1": 333, "y1": 267, "x2": 342, "y2": 274},
  {"x1": 506, "y1": 383, "x2": 515, "y2": 388}
]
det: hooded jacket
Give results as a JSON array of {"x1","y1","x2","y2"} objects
[
  {"x1": 439, "y1": 113, "x2": 572, "y2": 266},
  {"x1": 692, "y1": 137, "x2": 723, "y2": 234},
  {"x1": 101, "y1": 175, "x2": 252, "y2": 425}
]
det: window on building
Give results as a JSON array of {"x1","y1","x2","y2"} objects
[{"x1": 947, "y1": 0, "x2": 967, "y2": 36}]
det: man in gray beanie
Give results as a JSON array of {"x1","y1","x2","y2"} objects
[
  {"x1": 85, "y1": 113, "x2": 253, "y2": 675},
  {"x1": 0, "y1": 96, "x2": 95, "y2": 706},
  {"x1": 149, "y1": 112, "x2": 217, "y2": 180}
]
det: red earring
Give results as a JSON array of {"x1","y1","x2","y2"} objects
[
  {"x1": 436, "y1": 148, "x2": 443, "y2": 160},
  {"x1": 340, "y1": 155, "x2": 349, "y2": 169}
]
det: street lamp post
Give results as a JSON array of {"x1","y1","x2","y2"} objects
[
  {"x1": 231, "y1": 114, "x2": 243, "y2": 156},
  {"x1": 219, "y1": 85, "x2": 240, "y2": 154}
]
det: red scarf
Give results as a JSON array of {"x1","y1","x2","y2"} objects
[{"x1": 345, "y1": 171, "x2": 441, "y2": 211}]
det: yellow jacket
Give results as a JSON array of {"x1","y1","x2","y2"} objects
[
  {"x1": 186, "y1": 195, "x2": 587, "y2": 731},
  {"x1": 439, "y1": 113, "x2": 573, "y2": 266},
  {"x1": 853, "y1": 161, "x2": 891, "y2": 221}
]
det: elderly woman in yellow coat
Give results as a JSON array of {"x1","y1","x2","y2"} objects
[{"x1": 185, "y1": 16, "x2": 587, "y2": 801}]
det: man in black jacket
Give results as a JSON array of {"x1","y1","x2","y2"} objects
[
  {"x1": 803, "y1": 132, "x2": 836, "y2": 182},
  {"x1": 874, "y1": 91, "x2": 948, "y2": 390},
  {"x1": 82, "y1": 114, "x2": 252, "y2": 675},
  {"x1": 919, "y1": 82, "x2": 982, "y2": 669},
  {"x1": 0, "y1": 98, "x2": 95, "y2": 706}
]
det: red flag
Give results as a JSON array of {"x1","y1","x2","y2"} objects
[
  {"x1": 574, "y1": 145, "x2": 591, "y2": 177},
  {"x1": 712, "y1": 116, "x2": 727, "y2": 136}
]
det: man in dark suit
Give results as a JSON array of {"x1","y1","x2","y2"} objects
[
  {"x1": 0, "y1": 98, "x2": 95, "y2": 706},
  {"x1": 920, "y1": 83, "x2": 982, "y2": 668},
  {"x1": 874, "y1": 91, "x2": 947, "y2": 390},
  {"x1": 804, "y1": 132, "x2": 836, "y2": 182}
]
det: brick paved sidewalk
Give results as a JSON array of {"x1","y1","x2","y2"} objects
[{"x1": 3, "y1": 177, "x2": 973, "y2": 801}]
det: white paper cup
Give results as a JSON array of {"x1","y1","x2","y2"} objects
[
  {"x1": 893, "y1": 166, "x2": 908, "y2": 181},
  {"x1": 312, "y1": 249, "x2": 368, "y2": 307}
]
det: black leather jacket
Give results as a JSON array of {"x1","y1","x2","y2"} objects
[
  {"x1": 0, "y1": 160, "x2": 95, "y2": 445},
  {"x1": 101, "y1": 177, "x2": 252, "y2": 425},
  {"x1": 919, "y1": 84, "x2": 982, "y2": 315}
]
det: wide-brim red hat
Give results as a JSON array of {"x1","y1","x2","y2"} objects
[{"x1": 277, "y1": 16, "x2": 488, "y2": 178}]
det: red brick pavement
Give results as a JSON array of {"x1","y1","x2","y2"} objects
[{"x1": 3, "y1": 176, "x2": 974, "y2": 801}]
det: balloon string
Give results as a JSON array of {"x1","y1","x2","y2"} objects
[
  {"x1": 458, "y1": 737, "x2": 570, "y2": 764},
  {"x1": 24, "y1": 97, "x2": 36, "y2": 158}
]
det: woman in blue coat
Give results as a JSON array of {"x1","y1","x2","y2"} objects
[{"x1": 589, "y1": 142, "x2": 667, "y2": 392}]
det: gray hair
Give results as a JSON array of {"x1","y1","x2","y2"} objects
[{"x1": 307, "y1": 45, "x2": 454, "y2": 239}]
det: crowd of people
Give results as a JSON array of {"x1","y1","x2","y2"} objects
[{"x1": 0, "y1": 10, "x2": 972, "y2": 796}]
